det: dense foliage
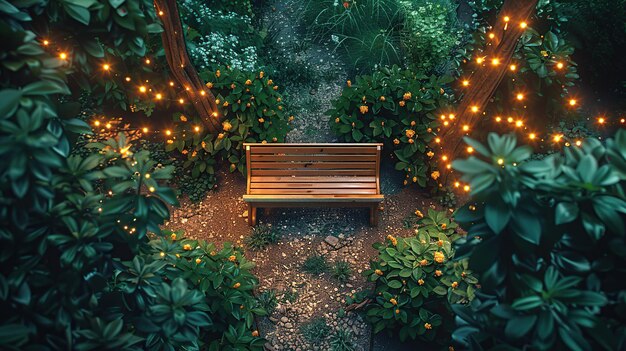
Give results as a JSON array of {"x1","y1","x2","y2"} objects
[
  {"x1": 348, "y1": 210, "x2": 478, "y2": 343},
  {"x1": 329, "y1": 65, "x2": 452, "y2": 186},
  {"x1": 450, "y1": 132, "x2": 626, "y2": 350}
]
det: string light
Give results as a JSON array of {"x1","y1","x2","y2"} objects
[
  {"x1": 488, "y1": 33, "x2": 495, "y2": 39},
  {"x1": 516, "y1": 93, "x2": 524, "y2": 101},
  {"x1": 568, "y1": 99, "x2": 577, "y2": 107},
  {"x1": 179, "y1": 98, "x2": 184, "y2": 104},
  {"x1": 509, "y1": 64, "x2": 517, "y2": 71},
  {"x1": 125, "y1": 77, "x2": 131, "y2": 82},
  {"x1": 142, "y1": 127, "x2": 148, "y2": 133},
  {"x1": 169, "y1": 81, "x2": 175, "y2": 86},
  {"x1": 155, "y1": 93, "x2": 163, "y2": 100},
  {"x1": 165, "y1": 130, "x2": 172, "y2": 136},
  {"x1": 43, "y1": 39, "x2": 49, "y2": 46},
  {"x1": 497, "y1": 158, "x2": 504, "y2": 165},
  {"x1": 105, "y1": 123, "x2": 112, "y2": 129},
  {"x1": 554, "y1": 134, "x2": 563, "y2": 142},
  {"x1": 621, "y1": 118, "x2": 625, "y2": 124},
  {"x1": 467, "y1": 147, "x2": 474, "y2": 153},
  {"x1": 515, "y1": 120, "x2": 523, "y2": 127},
  {"x1": 529, "y1": 133, "x2": 536, "y2": 140},
  {"x1": 200, "y1": 91, "x2": 206, "y2": 96},
  {"x1": 94, "y1": 120, "x2": 100, "y2": 127},
  {"x1": 504, "y1": 16, "x2": 510, "y2": 22},
  {"x1": 471, "y1": 106, "x2": 479, "y2": 113},
  {"x1": 491, "y1": 58, "x2": 500, "y2": 66},
  {"x1": 520, "y1": 22, "x2": 528, "y2": 29},
  {"x1": 463, "y1": 185, "x2": 470, "y2": 192},
  {"x1": 435, "y1": 138, "x2": 441, "y2": 143},
  {"x1": 139, "y1": 86, "x2": 147, "y2": 93},
  {"x1": 158, "y1": 10, "x2": 164, "y2": 16},
  {"x1": 194, "y1": 126, "x2": 200, "y2": 132},
  {"x1": 507, "y1": 117, "x2": 514, "y2": 123},
  {"x1": 495, "y1": 116, "x2": 502, "y2": 122},
  {"x1": 598, "y1": 117, "x2": 606, "y2": 124},
  {"x1": 145, "y1": 58, "x2": 151, "y2": 64},
  {"x1": 575, "y1": 140, "x2": 582, "y2": 146},
  {"x1": 462, "y1": 125, "x2": 470, "y2": 131},
  {"x1": 476, "y1": 57, "x2": 485, "y2": 64},
  {"x1": 103, "y1": 63, "x2": 110, "y2": 71},
  {"x1": 442, "y1": 155, "x2": 448, "y2": 161},
  {"x1": 462, "y1": 80, "x2": 470, "y2": 87},
  {"x1": 556, "y1": 62, "x2": 564, "y2": 69},
  {"x1": 59, "y1": 52, "x2": 67, "y2": 60},
  {"x1": 448, "y1": 114, "x2": 455, "y2": 120}
]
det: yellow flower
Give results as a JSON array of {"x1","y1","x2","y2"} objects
[
  {"x1": 410, "y1": 121, "x2": 416, "y2": 126},
  {"x1": 245, "y1": 79, "x2": 252, "y2": 85},
  {"x1": 395, "y1": 309, "x2": 400, "y2": 314},
  {"x1": 359, "y1": 105, "x2": 369, "y2": 114},
  {"x1": 223, "y1": 101, "x2": 229, "y2": 107},
  {"x1": 206, "y1": 82, "x2": 213, "y2": 89},
  {"x1": 217, "y1": 133, "x2": 225, "y2": 139},
  {"x1": 420, "y1": 259, "x2": 428, "y2": 266},
  {"x1": 289, "y1": 115, "x2": 295, "y2": 121},
  {"x1": 435, "y1": 270, "x2": 443, "y2": 277},
  {"x1": 405, "y1": 129, "x2": 416, "y2": 138},
  {"x1": 180, "y1": 115, "x2": 188, "y2": 122},
  {"x1": 408, "y1": 139, "x2": 414, "y2": 144},
  {"x1": 415, "y1": 210, "x2": 424, "y2": 218},
  {"x1": 252, "y1": 330, "x2": 259, "y2": 337},
  {"x1": 228, "y1": 255, "x2": 237, "y2": 262},
  {"x1": 393, "y1": 139, "x2": 400, "y2": 145},
  {"x1": 216, "y1": 70, "x2": 221, "y2": 77},
  {"x1": 425, "y1": 323, "x2": 432, "y2": 330},
  {"x1": 418, "y1": 279, "x2": 424, "y2": 285},
  {"x1": 267, "y1": 79, "x2": 273, "y2": 85},
  {"x1": 434, "y1": 251, "x2": 445, "y2": 264},
  {"x1": 390, "y1": 298, "x2": 397, "y2": 305},
  {"x1": 183, "y1": 244, "x2": 192, "y2": 251},
  {"x1": 233, "y1": 282, "x2": 241, "y2": 288},
  {"x1": 386, "y1": 234, "x2": 397, "y2": 246},
  {"x1": 412, "y1": 177, "x2": 417, "y2": 183},
  {"x1": 441, "y1": 223, "x2": 447, "y2": 229},
  {"x1": 399, "y1": 100, "x2": 405, "y2": 107},
  {"x1": 166, "y1": 139, "x2": 173, "y2": 144},
  {"x1": 427, "y1": 151, "x2": 434, "y2": 158},
  {"x1": 375, "y1": 269, "x2": 383, "y2": 276},
  {"x1": 437, "y1": 240, "x2": 444, "y2": 247},
  {"x1": 258, "y1": 118, "x2": 265, "y2": 123},
  {"x1": 403, "y1": 92, "x2": 412, "y2": 100},
  {"x1": 273, "y1": 86, "x2": 278, "y2": 91},
  {"x1": 230, "y1": 83, "x2": 236, "y2": 89},
  {"x1": 451, "y1": 281, "x2": 458, "y2": 289},
  {"x1": 195, "y1": 258, "x2": 202, "y2": 264},
  {"x1": 347, "y1": 80, "x2": 352, "y2": 87},
  {"x1": 170, "y1": 233, "x2": 177, "y2": 240},
  {"x1": 259, "y1": 71, "x2": 264, "y2": 78},
  {"x1": 431, "y1": 171, "x2": 440, "y2": 180},
  {"x1": 335, "y1": 117, "x2": 340, "y2": 123},
  {"x1": 379, "y1": 96, "x2": 386, "y2": 101},
  {"x1": 223, "y1": 121, "x2": 232, "y2": 131}
]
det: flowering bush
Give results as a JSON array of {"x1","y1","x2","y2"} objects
[
  {"x1": 347, "y1": 210, "x2": 478, "y2": 343},
  {"x1": 450, "y1": 132, "x2": 626, "y2": 350},
  {"x1": 165, "y1": 66, "x2": 290, "y2": 185},
  {"x1": 328, "y1": 65, "x2": 453, "y2": 187}
]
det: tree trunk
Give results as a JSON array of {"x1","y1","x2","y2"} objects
[
  {"x1": 439, "y1": 0, "x2": 538, "y2": 162},
  {"x1": 154, "y1": 0, "x2": 221, "y2": 133}
]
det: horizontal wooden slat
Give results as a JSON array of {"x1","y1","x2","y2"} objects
[
  {"x1": 250, "y1": 176, "x2": 377, "y2": 183},
  {"x1": 249, "y1": 146, "x2": 378, "y2": 154},
  {"x1": 249, "y1": 188, "x2": 378, "y2": 195},
  {"x1": 251, "y1": 182, "x2": 376, "y2": 189},
  {"x1": 250, "y1": 169, "x2": 376, "y2": 176},
  {"x1": 243, "y1": 194, "x2": 385, "y2": 202},
  {"x1": 251, "y1": 162, "x2": 375, "y2": 169},
  {"x1": 250, "y1": 154, "x2": 377, "y2": 162}
]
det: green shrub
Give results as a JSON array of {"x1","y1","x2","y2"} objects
[
  {"x1": 257, "y1": 289, "x2": 279, "y2": 315},
  {"x1": 348, "y1": 210, "x2": 478, "y2": 343},
  {"x1": 245, "y1": 223, "x2": 281, "y2": 250},
  {"x1": 302, "y1": 255, "x2": 329, "y2": 275},
  {"x1": 330, "y1": 328, "x2": 358, "y2": 351},
  {"x1": 331, "y1": 261, "x2": 353, "y2": 283},
  {"x1": 328, "y1": 65, "x2": 453, "y2": 186},
  {"x1": 166, "y1": 66, "x2": 291, "y2": 181},
  {"x1": 449, "y1": 131, "x2": 626, "y2": 350},
  {"x1": 300, "y1": 317, "x2": 331, "y2": 344}
]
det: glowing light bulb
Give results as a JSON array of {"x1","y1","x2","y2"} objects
[
  {"x1": 575, "y1": 140, "x2": 582, "y2": 146},
  {"x1": 155, "y1": 93, "x2": 162, "y2": 100},
  {"x1": 105, "y1": 123, "x2": 112, "y2": 129},
  {"x1": 200, "y1": 91, "x2": 206, "y2": 96},
  {"x1": 462, "y1": 80, "x2": 470, "y2": 87},
  {"x1": 504, "y1": 16, "x2": 510, "y2": 22},
  {"x1": 507, "y1": 117, "x2": 514, "y2": 123},
  {"x1": 59, "y1": 52, "x2": 67, "y2": 60},
  {"x1": 463, "y1": 185, "x2": 470, "y2": 192},
  {"x1": 165, "y1": 130, "x2": 172, "y2": 136},
  {"x1": 443, "y1": 121, "x2": 449, "y2": 126},
  {"x1": 516, "y1": 93, "x2": 524, "y2": 101},
  {"x1": 556, "y1": 62, "x2": 564, "y2": 69},
  {"x1": 621, "y1": 118, "x2": 625, "y2": 124},
  {"x1": 169, "y1": 81, "x2": 174, "y2": 86},
  {"x1": 179, "y1": 98, "x2": 184, "y2": 104},
  {"x1": 145, "y1": 58, "x2": 151, "y2": 64},
  {"x1": 142, "y1": 127, "x2": 148, "y2": 133},
  {"x1": 467, "y1": 147, "x2": 474, "y2": 153},
  {"x1": 509, "y1": 64, "x2": 517, "y2": 71},
  {"x1": 440, "y1": 114, "x2": 446, "y2": 120},
  {"x1": 520, "y1": 22, "x2": 527, "y2": 29},
  {"x1": 495, "y1": 116, "x2": 502, "y2": 122},
  {"x1": 554, "y1": 134, "x2": 563, "y2": 142},
  {"x1": 43, "y1": 40, "x2": 49, "y2": 46},
  {"x1": 448, "y1": 114, "x2": 455, "y2": 120},
  {"x1": 529, "y1": 133, "x2": 536, "y2": 140},
  {"x1": 598, "y1": 117, "x2": 606, "y2": 124},
  {"x1": 435, "y1": 138, "x2": 441, "y2": 143},
  {"x1": 103, "y1": 64, "x2": 110, "y2": 71},
  {"x1": 139, "y1": 86, "x2": 147, "y2": 93},
  {"x1": 488, "y1": 33, "x2": 495, "y2": 39},
  {"x1": 568, "y1": 99, "x2": 577, "y2": 106},
  {"x1": 471, "y1": 106, "x2": 479, "y2": 113},
  {"x1": 497, "y1": 158, "x2": 504, "y2": 165},
  {"x1": 476, "y1": 57, "x2": 484, "y2": 64},
  {"x1": 212, "y1": 112, "x2": 219, "y2": 117},
  {"x1": 149, "y1": 186, "x2": 155, "y2": 192},
  {"x1": 491, "y1": 58, "x2": 500, "y2": 66},
  {"x1": 442, "y1": 155, "x2": 448, "y2": 161},
  {"x1": 194, "y1": 126, "x2": 200, "y2": 132},
  {"x1": 454, "y1": 182, "x2": 460, "y2": 188},
  {"x1": 462, "y1": 125, "x2": 469, "y2": 131},
  {"x1": 94, "y1": 121, "x2": 100, "y2": 126},
  {"x1": 125, "y1": 76, "x2": 131, "y2": 82},
  {"x1": 515, "y1": 120, "x2": 523, "y2": 127}
]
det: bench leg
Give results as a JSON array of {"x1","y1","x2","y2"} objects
[
  {"x1": 369, "y1": 205, "x2": 379, "y2": 227},
  {"x1": 248, "y1": 204, "x2": 257, "y2": 226}
]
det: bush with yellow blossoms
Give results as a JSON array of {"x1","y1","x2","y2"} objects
[
  {"x1": 328, "y1": 65, "x2": 453, "y2": 187},
  {"x1": 166, "y1": 66, "x2": 291, "y2": 182},
  {"x1": 346, "y1": 210, "x2": 478, "y2": 344}
]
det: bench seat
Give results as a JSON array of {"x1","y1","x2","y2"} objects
[{"x1": 243, "y1": 143, "x2": 384, "y2": 226}]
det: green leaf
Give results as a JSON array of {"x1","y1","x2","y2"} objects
[
  {"x1": 64, "y1": 3, "x2": 91, "y2": 25},
  {"x1": 505, "y1": 315, "x2": 537, "y2": 339},
  {"x1": 0, "y1": 89, "x2": 23, "y2": 117},
  {"x1": 485, "y1": 201, "x2": 511, "y2": 234},
  {"x1": 555, "y1": 202, "x2": 579, "y2": 225}
]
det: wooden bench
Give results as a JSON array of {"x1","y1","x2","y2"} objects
[{"x1": 243, "y1": 143, "x2": 384, "y2": 226}]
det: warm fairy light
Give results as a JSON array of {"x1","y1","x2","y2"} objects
[
  {"x1": 43, "y1": 40, "x2": 49, "y2": 46},
  {"x1": 149, "y1": 186, "x2": 156, "y2": 192},
  {"x1": 554, "y1": 134, "x2": 563, "y2": 142},
  {"x1": 155, "y1": 93, "x2": 163, "y2": 100},
  {"x1": 556, "y1": 62, "x2": 564, "y2": 69},
  {"x1": 165, "y1": 130, "x2": 172, "y2": 136},
  {"x1": 443, "y1": 121, "x2": 449, "y2": 126},
  {"x1": 529, "y1": 133, "x2": 536, "y2": 140},
  {"x1": 94, "y1": 120, "x2": 100, "y2": 126},
  {"x1": 598, "y1": 117, "x2": 606, "y2": 124},
  {"x1": 212, "y1": 112, "x2": 219, "y2": 117},
  {"x1": 448, "y1": 114, "x2": 455, "y2": 120},
  {"x1": 446, "y1": 164, "x2": 452, "y2": 169},
  {"x1": 471, "y1": 106, "x2": 479, "y2": 113},
  {"x1": 442, "y1": 155, "x2": 448, "y2": 161},
  {"x1": 575, "y1": 140, "x2": 582, "y2": 146},
  {"x1": 454, "y1": 181, "x2": 460, "y2": 188},
  {"x1": 495, "y1": 116, "x2": 502, "y2": 122},
  {"x1": 516, "y1": 93, "x2": 524, "y2": 101},
  {"x1": 169, "y1": 81, "x2": 175, "y2": 86},
  {"x1": 504, "y1": 16, "x2": 510, "y2": 22},
  {"x1": 194, "y1": 126, "x2": 200, "y2": 132},
  {"x1": 467, "y1": 147, "x2": 474, "y2": 153},
  {"x1": 488, "y1": 33, "x2": 495, "y2": 39},
  {"x1": 497, "y1": 158, "x2": 504, "y2": 165},
  {"x1": 105, "y1": 123, "x2": 111, "y2": 129},
  {"x1": 463, "y1": 185, "x2": 470, "y2": 192},
  {"x1": 568, "y1": 99, "x2": 577, "y2": 106},
  {"x1": 200, "y1": 90, "x2": 206, "y2": 96},
  {"x1": 103, "y1": 63, "x2": 110, "y2": 71},
  {"x1": 491, "y1": 58, "x2": 500, "y2": 66},
  {"x1": 509, "y1": 64, "x2": 517, "y2": 71},
  {"x1": 476, "y1": 57, "x2": 485, "y2": 64},
  {"x1": 462, "y1": 125, "x2": 470, "y2": 131},
  {"x1": 158, "y1": 10, "x2": 164, "y2": 16},
  {"x1": 462, "y1": 80, "x2": 470, "y2": 87},
  {"x1": 440, "y1": 114, "x2": 446, "y2": 120},
  {"x1": 435, "y1": 138, "x2": 441, "y2": 143},
  {"x1": 507, "y1": 117, "x2": 514, "y2": 123},
  {"x1": 139, "y1": 86, "x2": 147, "y2": 93},
  {"x1": 145, "y1": 58, "x2": 151, "y2": 64},
  {"x1": 142, "y1": 127, "x2": 148, "y2": 133},
  {"x1": 59, "y1": 52, "x2": 67, "y2": 60},
  {"x1": 125, "y1": 76, "x2": 131, "y2": 82},
  {"x1": 520, "y1": 22, "x2": 527, "y2": 29},
  {"x1": 179, "y1": 98, "x2": 184, "y2": 104},
  {"x1": 515, "y1": 120, "x2": 523, "y2": 127},
  {"x1": 621, "y1": 118, "x2": 625, "y2": 124}
]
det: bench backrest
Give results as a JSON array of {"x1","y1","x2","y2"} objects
[{"x1": 244, "y1": 143, "x2": 383, "y2": 196}]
